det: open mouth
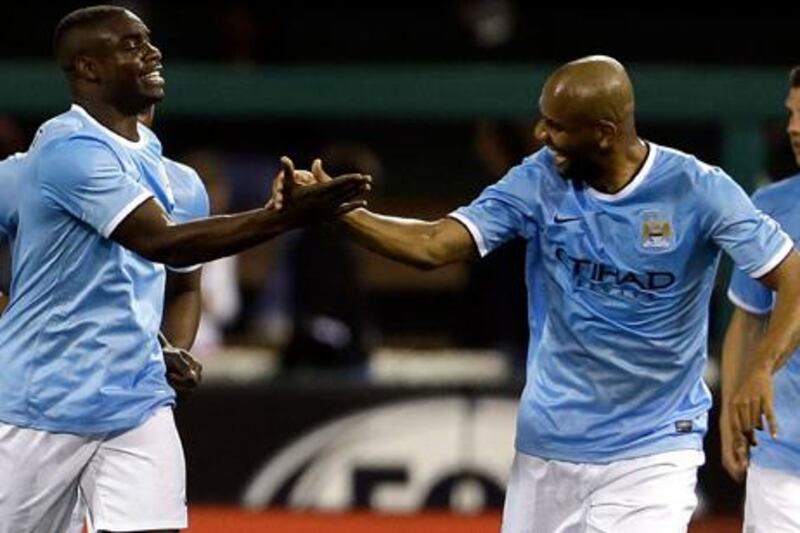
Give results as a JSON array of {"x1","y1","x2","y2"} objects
[
  {"x1": 550, "y1": 148, "x2": 569, "y2": 167},
  {"x1": 140, "y1": 65, "x2": 165, "y2": 85}
]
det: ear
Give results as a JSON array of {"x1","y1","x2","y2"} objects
[
  {"x1": 595, "y1": 120, "x2": 618, "y2": 150},
  {"x1": 74, "y1": 55, "x2": 101, "y2": 83}
]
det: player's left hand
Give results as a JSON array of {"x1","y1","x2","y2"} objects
[
  {"x1": 266, "y1": 157, "x2": 316, "y2": 211},
  {"x1": 164, "y1": 345, "x2": 203, "y2": 395},
  {"x1": 730, "y1": 365, "x2": 778, "y2": 445}
]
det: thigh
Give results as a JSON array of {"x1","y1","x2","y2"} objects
[
  {"x1": 587, "y1": 450, "x2": 703, "y2": 533},
  {"x1": 501, "y1": 451, "x2": 586, "y2": 533},
  {"x1": 0, "y1": 422, "x2": 97, "y2": 533},
  {"x1": 744, "y1": 463, "x2": 800, "y2": 533},
  {"x1": 81, "y1": 408, "x2": 187, "y2": 532}
]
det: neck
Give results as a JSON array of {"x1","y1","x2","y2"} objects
[
  {"x1": 73, "y1": 97, "x2": 140, "y2": 142},
  {"x1": 588, "y1": 137, "x2": 648, "y2": 194}
]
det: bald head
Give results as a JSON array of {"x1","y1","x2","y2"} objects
[{"x1": 542, "y1": 55, "x2": 635, "y2": 127}]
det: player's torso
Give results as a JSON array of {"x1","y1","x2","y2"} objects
[
  {"x1": 0, "y1": 111, "x2": 175, "y2": 432},
  {"x1": 537, "y1": 150, "x2": 717, "y2": 329}
]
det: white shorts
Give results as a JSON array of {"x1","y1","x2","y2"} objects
[
  {"x1": 0, "y1": 407, "x2": 186, "y2": 533},
  {"x1": 744, "y1": 463, "x2": 800, "y2": 532},
  {"x1": 501, "y1": 449, "x2": 704, "y2": 533}
]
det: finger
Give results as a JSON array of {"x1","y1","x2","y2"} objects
[
  {"x1": 314, "y1": 178, "x2": 369, "y2": 204},
  {"x1": 750, "y1": 399, "x2": 763, "y2": 432},
  {"x1": 271, "y1": 171, "x2": 285, "y2": 211},
  {"x1": 281, "y1": 156, "x2": 296, "y2": 195},
  {"x1": 312, "y1": 158, "x2": 333, "y2": 183},
  {"x1": 329, "y1": 187, "x2": 368, "y2": 208},
  {"x1": 733, "y1": 437, "x2": 750, "y2": 481},
  {"x1": 294, "y1": 170, "x2": 315, "y2": 186},
  {"x1": 168, "y1": 374, "x2": 198, "y2": 390},
  {"x1": 320, "y1": 175, "x2": 371, "y2": 197},
  {"x1": 335, "y1": 200, "x2": 368, "y2": 215},
  {"x1": 732, "y1": 405, "x2": 750, "y2": 443},
  {"x1": 764, "y1": 396, "x2": 779, "y2": 439}
]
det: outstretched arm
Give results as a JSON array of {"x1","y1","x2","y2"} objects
[
  {"x1": 112, "y1": 158, "x2": 370, "y2": 267},
  {"x1": 311, "y1": 159, "x2": 478, "y2": 270},
  {"x1": 341, "y1": 210, "x2": 477, "y2": 270}
]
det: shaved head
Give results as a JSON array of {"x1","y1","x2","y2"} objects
[
  {"x1": 53, "y1": 6, "x2": 131, "y2": 72},
  {"x1": 52, "y1": 6, "x2": 163, "y2": 116},
  {"x1": 542, "y1": 55, "x2": 635, "y2": 127},
  {"x1": 535, "y1": 55, "x2": 646, "y2": 186}
]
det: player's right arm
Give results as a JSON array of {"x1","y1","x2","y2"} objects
[
  {"x1": 304, "y1": 159, "x2": 538, "y2": 269},
  {"x1": 340, "y1": 210, "x2": 478, "y2": 270},
  {"x1": 0, "y1": 291, "x2": 7, "y2": 314}
]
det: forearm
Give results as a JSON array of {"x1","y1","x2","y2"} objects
[
  {"x1": 162, "y1": 291, "x2": 201, "y2": 350},
  {"x1": 721, "y1": 309, "x2": 766, "y2": 406},
  {"x1": 340, "y1": 209, "x2": 471, "y2": 270},
  {"x1": 0, "y1": 291, "x2": 7, "y2": 314},
  {"x1": 115, "y1": 205, "x2": 298, "y2": 268}
]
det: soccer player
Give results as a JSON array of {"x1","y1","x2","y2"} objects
[
  {"x1": 0, "y1": 6, "x2": 369, "y2": 533},
  {"x1": 721, "y1": 65, "x2": 800, "y2": 531},
  {"x1": 301, "y1": 56, "x2": 800, "y2": 532}
]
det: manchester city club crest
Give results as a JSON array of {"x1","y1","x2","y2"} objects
[{"x1": 640, "y1": 210, "x2": 674, "y2": 250}]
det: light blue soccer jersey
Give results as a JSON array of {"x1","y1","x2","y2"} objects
[
  {"x1": 452, "y1": 143, "x2": 793, "y2": 463},
  {"x1": 161, "y1": 157, "x2": 210, "y2": 273},
  {"x1": 0, "y1": 105, "x2": 179, "y2": 434},
  {"x1": 728, "y1": 173, "x2": 800, "y2": 475},
  {"x1": 0, "y1": 153, "x2": 25, "y2": 243}
]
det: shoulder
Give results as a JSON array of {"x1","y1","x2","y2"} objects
[{"x1": 750, "y1": 173, "x2": 800, "y2": 213}]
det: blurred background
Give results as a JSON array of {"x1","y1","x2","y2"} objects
[{"x1": 2, "y1": 2, "x2": 799, "y2": 531}]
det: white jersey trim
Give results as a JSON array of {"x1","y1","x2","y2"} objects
[
  {"x1": 448, "y1": 212, "x2": 488, "y2": 257},
  {"x1": 587, "y1": 141, "x2": 657, "y2": 202},
  {"x1": 101, "y1": 191, "x2": 153, "y2": 238},
  {"x1": 750, "y1": 237, "x2": 793, "y2": 279},
  {"x1": 71, "y1": 104, "x2": 149, "y2": 150},
  {"x1": 166, "y1": 264, "x2": 202, "y2": 274},
  {"x1": 727, "y1": 288, "x2": 772, "y2": 316}
]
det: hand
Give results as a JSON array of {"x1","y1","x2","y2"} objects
[
  {"x1": 720, "y1": 407, "x2": 749, "y2": 482},
  {"x1": 730, "y1": 365, "x2": 778, "y2": 445},
  {"x1": 267, "y1": 160, "x2": 315, "y2": 211},
  {"x1": 276, "y1": 156, "x2": 371, "y2": 222},
  {"x1": 164, "y1": 345, "x2": 203, "y2": 394},
  {"x1": 162, "y1": 343, "x2": 203, "y2": 395}
]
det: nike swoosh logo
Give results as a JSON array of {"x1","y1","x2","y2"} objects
[{"x1": 553, "y1": 215, "x2": 581, "y2": 224}]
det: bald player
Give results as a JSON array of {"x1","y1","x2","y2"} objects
[{"x1": 301, "y1": 56, "x2": 800, "y2": 532}]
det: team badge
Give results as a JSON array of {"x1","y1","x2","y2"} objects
[{"x1": 640, "y1": 210, "x2": 673, "y2": 250}]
